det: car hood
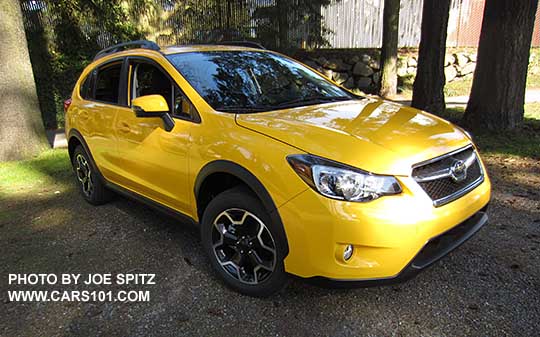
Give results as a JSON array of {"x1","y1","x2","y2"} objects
[{"x1": 235, "y1": 98, "x2": 471, "y2": 176}]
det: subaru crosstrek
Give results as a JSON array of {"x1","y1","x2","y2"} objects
[{"x1": 65, "y1": 41, "x2": 491, "y2": 297}]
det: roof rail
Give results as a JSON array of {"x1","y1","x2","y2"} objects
[
  {"x1": 218, "y1": 41, "x2": 266, "y2": 50},
  {"x1": 93, "y1": 40, "x2": 160, "y2": 60}
]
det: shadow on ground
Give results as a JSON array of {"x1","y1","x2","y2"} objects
[{"x1": 0, "y1": 156, "x2": 539, "y2": 337}]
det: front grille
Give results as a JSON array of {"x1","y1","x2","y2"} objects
[{"x1": 412, "y1": 146, "x2": 483, "y2": 206}]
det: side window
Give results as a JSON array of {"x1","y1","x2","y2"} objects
[
  {"x1": 79, "y1": 72, "x2": 93, "y2": 100},
  {"x1": 131, "y1": 62, "x2": 196, "y2": 120},
  {"x1": 95, "y1": 62, "x2": 122, "y2": 104}
]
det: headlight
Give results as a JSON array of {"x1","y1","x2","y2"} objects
[{"x1": 287, "y1": 154, "x2": 402, "y2": 202}]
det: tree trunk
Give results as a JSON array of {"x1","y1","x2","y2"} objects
[
  {"x1": 0, "y1": 0, "x2": 48, "y2": 161},
  {"x1": 379, "y1": 0, "x2": 400, "y2": 97},
  {"x1": 463, "y1": 0, "x2": 539, "y2": 131},
  {"x1": 411, "y1": 0, "x2": 451, "y2": 114}
]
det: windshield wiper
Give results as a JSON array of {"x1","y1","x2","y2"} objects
[
  {"x1": 217, "y1": 105, "x2": 272, "y2": 113},
  {"x1": 217, "y1": 95, "x2": 354, "y2": 113},
  {"x1": 274, "y1": 95, "x2": 353, "y2": 108}
]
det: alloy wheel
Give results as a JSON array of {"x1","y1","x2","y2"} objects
[
  {"x1": 75, "y1": 154, "x2": 94, "y2": 197},
  {"x1": 211, "y1": 208, "x2": 277, "y2": 285}
]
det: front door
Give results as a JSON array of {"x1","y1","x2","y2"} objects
[{"x1": 111, "y1": 58, "x2": 197, "y2": 215}]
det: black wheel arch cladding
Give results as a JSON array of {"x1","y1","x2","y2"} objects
[{"x1": 195, "y1": 160, "x2": 290, "y2": 256}]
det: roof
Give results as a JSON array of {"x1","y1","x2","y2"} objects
[
  {"x1": 90, "y1": 41, "x2": 270, "y2": 66},
  {"x1": 93, "y1": 40, "x2": 267, "y2": 61},
  {"x1": 160, "y1": 44, "x2": 265, "y2": 55}
]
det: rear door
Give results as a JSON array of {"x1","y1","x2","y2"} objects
[
  {"x1": 111, "y1": 57, "x2": 198, "y2": 214},
  {"x1": 77, "y1": 59, "x2": 124, "y2": 179}
]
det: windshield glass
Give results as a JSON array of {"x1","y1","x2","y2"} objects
[{"x1": 166, "y1": 51, "x2": 356, "y2": 112}]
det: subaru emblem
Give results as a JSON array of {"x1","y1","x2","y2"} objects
[{"x1": 450, "y1": 160, "x2": 467, "y2": 182}]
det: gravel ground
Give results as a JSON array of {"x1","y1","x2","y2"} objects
[{"x1": 1, "y1": 155, "x2": 539, "y2": 337}]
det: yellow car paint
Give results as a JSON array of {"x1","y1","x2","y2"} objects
[{"x1": 131, "y1": 94, "x2": 170, "y2": 112}]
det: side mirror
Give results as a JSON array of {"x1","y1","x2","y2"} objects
[{"x1": 131, "y1": 95, "x2": 175, "y2": 131}]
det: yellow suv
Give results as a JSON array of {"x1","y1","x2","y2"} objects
[{"x1": 65, "y1": 40, "x2": 491, "y2": 296}]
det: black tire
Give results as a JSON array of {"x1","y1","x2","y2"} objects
[
  {"x1": 201, "y1": 186, "x2": 288, "y2": 297},
  {"x1": 71, "y1": 145, "x2": 113, "y2": 205}
]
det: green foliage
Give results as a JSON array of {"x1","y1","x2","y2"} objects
[{"x1": 23, "y1": 0, "x2": 143, "y2": 129}]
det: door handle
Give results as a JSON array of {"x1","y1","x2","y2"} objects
[{"x1": 118, "y1": 122, "x2": 131, "y2": 133}]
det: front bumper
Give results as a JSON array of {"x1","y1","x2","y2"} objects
[
  {"x1": 278, "y1": 173, "x2": 491, "y2": 281},
  {"x1": 306, "y1": 209, "x2": 488, "y2": 287}
]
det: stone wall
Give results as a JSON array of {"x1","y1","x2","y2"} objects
[{"x1": 295, "y1": 49, "x2": 477, "y2": 94}]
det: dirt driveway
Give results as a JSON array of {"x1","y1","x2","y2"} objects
[{"x1": 1, "y1": 154, "x2": 539, "y2": 337}]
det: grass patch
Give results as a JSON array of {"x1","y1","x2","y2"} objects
[
  {"x1": 401, "y1": 73, "x2": 540, "y2": 99},
  {"x1": 444, "y1": 73, "x2": 540, "y2": 97},
  {"x1": 444, "y1": 77, "x2": 473, "y2": 97},
  {"x1": 524, "y1": 102, "x2": 540, "y2": 119},
  {"x1": 439, "y1": 105, "x2": 540, "y2": 159},
  {"x1": 0, "y1": 149, "x2": 71, "y2": 196},
  {"x1": 398, "y1": 75, "x2": 474, "y2": 98}
]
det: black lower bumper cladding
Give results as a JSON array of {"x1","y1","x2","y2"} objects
[{"x1": 307, "y1": 206, "x2": 489, "y2": 288}]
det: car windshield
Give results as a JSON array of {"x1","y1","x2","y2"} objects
[{"x1": 166, "y1": 51, "x2": 357, "y2": 112}]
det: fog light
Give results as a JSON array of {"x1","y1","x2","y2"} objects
[{"x1": 343, "y1": 244, "x2": 354, "y2": 261}]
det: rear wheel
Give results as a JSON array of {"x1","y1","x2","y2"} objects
[
  {"x1": 71, "y1": 145, "x2": 112, "y2": 205},
  {"x1": 201, "y1": 186, "x2": 288, "y2": 297}
]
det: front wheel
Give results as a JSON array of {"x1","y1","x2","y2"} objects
[{"x1": 201, "y1": 186, "x2": 288, "y2": 297}]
